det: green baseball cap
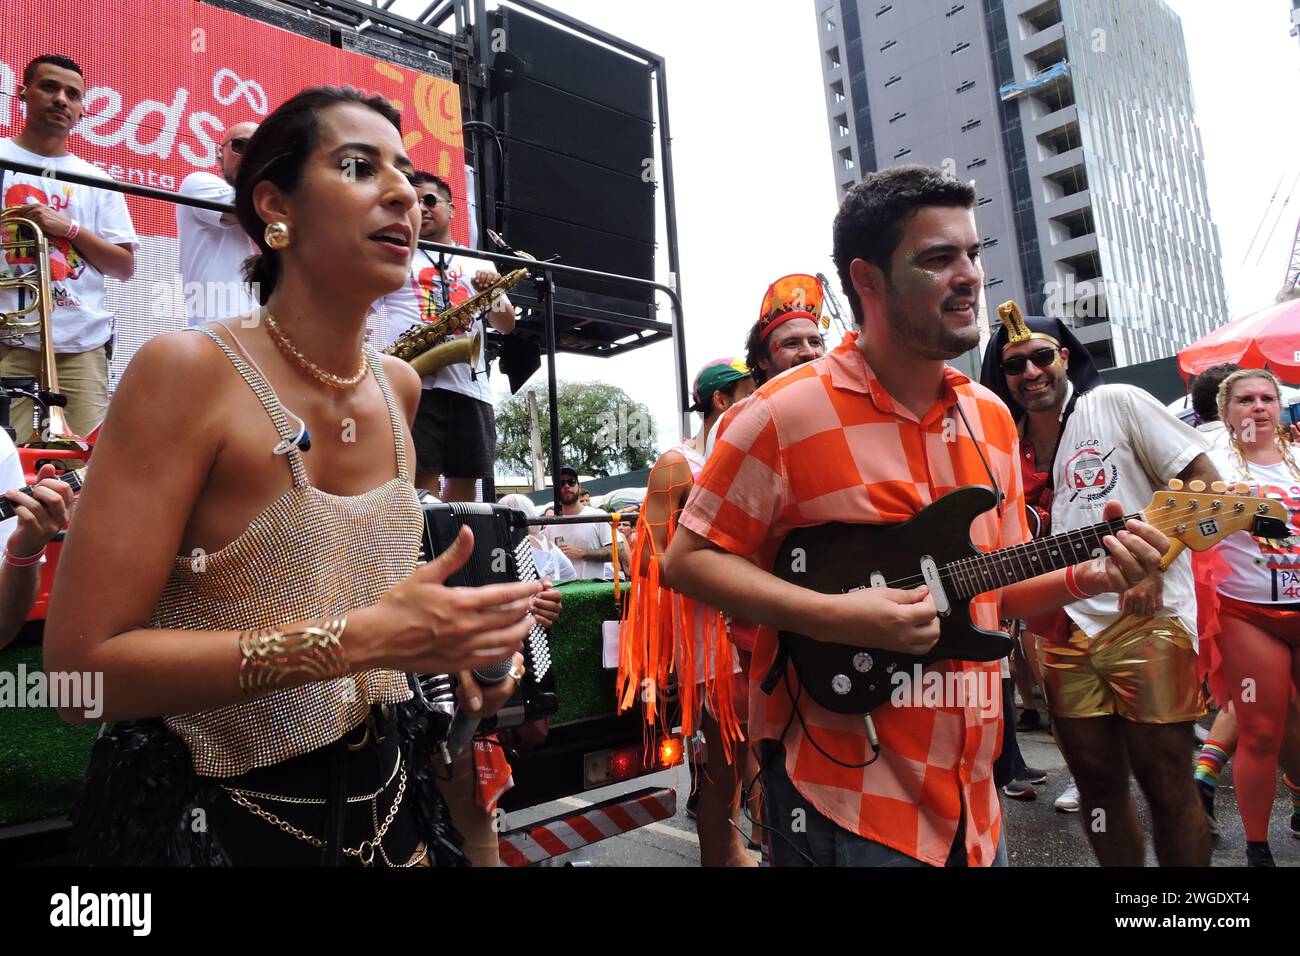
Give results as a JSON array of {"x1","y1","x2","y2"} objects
[{"x1": 691, "y1": 357, "x2": 751, "y2": 412}]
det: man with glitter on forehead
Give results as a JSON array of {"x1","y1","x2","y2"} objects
[{"x1": 981, "y1": 301, "x2": 1221, "y2": 866}]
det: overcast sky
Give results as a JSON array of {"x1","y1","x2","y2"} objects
[{"x1": 390, "y1": 0, "x2": 1300, "y2": 458}]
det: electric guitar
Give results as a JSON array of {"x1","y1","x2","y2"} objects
[{"x1": 772, "y1": 480, "x2": 1291, "y2": 715}]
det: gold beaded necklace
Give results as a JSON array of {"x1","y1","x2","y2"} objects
[{"x1": 262, "y1": 311, "x2": 369, "y2": 389}]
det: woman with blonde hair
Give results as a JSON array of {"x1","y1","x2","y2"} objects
[{"x1": 1202, "y1": 368, "x2": 1300, "y2": 866}]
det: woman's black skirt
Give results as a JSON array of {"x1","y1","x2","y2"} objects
[{"x1": 71, "y1": 701, "x2": 467, "y2": 867}]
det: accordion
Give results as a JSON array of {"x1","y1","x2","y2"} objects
[{"x1": 409, "y1": 497, "x2": 558, "y2": 733}]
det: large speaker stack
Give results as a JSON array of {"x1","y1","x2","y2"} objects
[{"x1": 487, "y1": 8, "x2": 659, "y2": 352}]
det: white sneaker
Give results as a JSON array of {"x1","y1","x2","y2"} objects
[{"x1": 1055, "y1": 783, "x2": 1081, "y2": 812}]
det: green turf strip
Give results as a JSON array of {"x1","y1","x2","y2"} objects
[
  {"x1": 0, "y1": 643, "x2": 99, "y2": 827},
  {"x1": 0, "y1": 582, "x2": 624, "y2": 827}
]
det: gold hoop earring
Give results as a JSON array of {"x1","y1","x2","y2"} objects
[{"x1": 264, "y1": 221, "x2": 292, "y2": 250}]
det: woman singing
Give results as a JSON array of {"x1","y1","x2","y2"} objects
[
  {"x1": 45, "y1": 86, "x2": 540, "y2": 866},
  {"x1": 1205, "y1": 368, "x2": 1300, "y2": 867}
]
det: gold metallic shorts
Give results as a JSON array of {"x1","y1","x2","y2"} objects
[{"x1": 1036, "y1": 615, "x2": 1205, "y2": 724}]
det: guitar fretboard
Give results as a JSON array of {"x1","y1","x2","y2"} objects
[
  {"x1": 939, "y1": 514, "x2": 1139, "y2": 599},
  {"x1": 0, "y1": 468, "x2": 84, "y2": 522}
]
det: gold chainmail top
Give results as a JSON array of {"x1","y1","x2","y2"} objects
[{"x1": 156, "y1": 327, "x2": 421, "y2": 777}]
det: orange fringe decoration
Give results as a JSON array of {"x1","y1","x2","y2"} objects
[{"x1": 615, "y1": 453, "x2": 743, "y2": 762}]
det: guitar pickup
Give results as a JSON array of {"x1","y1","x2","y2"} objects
[{"x1": 920, "y1": 556, "x2": 951, "y2": 617}]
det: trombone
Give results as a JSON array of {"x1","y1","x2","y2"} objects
[{"x1": 0, "y1": 207, "x2": 85, "y2": 449}]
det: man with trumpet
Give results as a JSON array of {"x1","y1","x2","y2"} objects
[
  {"x1": 374, "y1": 172, "x2": 514, "y2": 501},
  {"x1": 0, "y1": 55, "x2": 138, "y2": 443}
]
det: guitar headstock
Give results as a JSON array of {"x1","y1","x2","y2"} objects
[{"x1": 1142, "y1": 480, "x2": 1290, "y2": 552}]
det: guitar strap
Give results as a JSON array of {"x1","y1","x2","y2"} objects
[{"x1": 953, "y1": 397, "x2": 1003, "y2": 518}]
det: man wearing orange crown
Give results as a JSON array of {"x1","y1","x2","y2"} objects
[
  {"x1": 618, "y1": 357, "x2": 756, "y2": 866},
  {"x1": 742, "y1": 273, "x2": 828, "y2": 389},
  {"x1": 980, "y1": 304, "x2": 1221, "y2": 866}
]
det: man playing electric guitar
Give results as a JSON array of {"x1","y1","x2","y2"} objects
[{"x1": 662, "y1": 165, "x2": 1170, "y2": 867}]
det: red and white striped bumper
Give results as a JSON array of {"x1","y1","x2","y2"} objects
[{"x1": 499, "y1": 787, "x2": 677, "y2": 866}]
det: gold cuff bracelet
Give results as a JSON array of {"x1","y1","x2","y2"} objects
[{"x1": 237, "y1": 616, "x2": 350, "y2": 694}]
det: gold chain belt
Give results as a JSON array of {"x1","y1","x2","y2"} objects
[
  {"x1": 222, "y1": 747, "x2": 402, "y2": 806},
  {"x1": 221, "y1": 755, "x2": 421, "y2": 867}
]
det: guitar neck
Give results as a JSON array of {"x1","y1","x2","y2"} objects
[
  {"x1": 0, "y1": 468, "x2": 84, "y2": 523},
  {"x1": 943, "y1": 512, "x2": 1140, "y2": 599}
]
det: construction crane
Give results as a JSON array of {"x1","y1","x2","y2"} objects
[{"x1": 1286, "y1": 218, "x2": 1300, "y2": 298}]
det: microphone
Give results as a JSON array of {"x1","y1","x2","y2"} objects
[
  {"x1": 485, "y1": 229, "x2": 516, "y2": 256},
  {"x1": 410, "y1": 672, "x2": 457, "y2": 764},
  {"x1": 445, "y1": 658, "x2": 515, "y2": 756}
]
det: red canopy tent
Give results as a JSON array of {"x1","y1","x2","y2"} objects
[{"x1": 1178, "y1": 298, "x2": 1300, "y2": 383}]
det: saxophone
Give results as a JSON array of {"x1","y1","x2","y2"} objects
[{"x1": 385, "y1": 267, "x2": 530, "y2": 376}]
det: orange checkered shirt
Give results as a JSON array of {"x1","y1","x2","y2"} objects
[{"x1": 679, "y1": 332, "x2": 1029, "y2": 866}]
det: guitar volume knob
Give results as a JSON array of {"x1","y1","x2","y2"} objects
[
  {"x1": 852, "y1": 652, "x2": 874, "y2": 673},
  {"x1": 831, "y1": 674, "x2": 852, "y2": 695}
]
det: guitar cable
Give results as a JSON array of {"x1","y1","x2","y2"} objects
[
  {"x1": 783, "y1": 667, "x2": 881, "y2": 771},
  {"x1": 733, "y1": 690, "x2": 820, "y2": 866}
]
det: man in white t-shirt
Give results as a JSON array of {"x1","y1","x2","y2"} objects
[
  {"x1": 176, "y1": 122, "x2": 259, "y2": 324},
  {"x1": 372, "y1": 172, "x2": 514, "y2": 500},
  {"x1": 543, "y1": 467, "x2": 626, "y2": 579},
  {"x1": 986, "y1": 308, "x2": 1221, "y2": 867},
  {"x1": 0, "y1": 55, "x2": 138, "y2": 442},
  {"x1": 0, "y1": 430, "x2": 75, "y2": 648}
]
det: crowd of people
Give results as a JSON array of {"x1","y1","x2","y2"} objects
[{"x1": 0, "y1": 52, "x2": 1296, "y2": 868}]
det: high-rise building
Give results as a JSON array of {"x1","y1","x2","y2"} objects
[{"x1": 816, "y1": 0, "x2": 1228, "y2": 368}]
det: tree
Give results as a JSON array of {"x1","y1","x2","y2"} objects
[{"x1": 496, "y1": 380, "x2": 658, "y2": 479}]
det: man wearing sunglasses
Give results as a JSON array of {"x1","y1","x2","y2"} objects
[
  {"x1": 542, "y1": 466, "x2": 625, "y2": 579},
  {"x1": 375, "y1": 173, "x2": 515, "y2": 500},
  {"x1": 176, "y1": 121, "x2": 259, "y2": 324},
  {"x1": 980, "y1": 308, "x2": 1221, "y2": 867}
]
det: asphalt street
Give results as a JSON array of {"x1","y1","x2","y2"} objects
[{"x1": 504, "y1": 726, "x2": 1300, "y2": 867}]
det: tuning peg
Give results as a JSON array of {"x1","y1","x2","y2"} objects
[
  {"x1": 1188, "y1": 479, "x2": 1206, "y2": 492},
  {"x1": 1168, "y1": 479, "x2": 1184, "y2": 491},
  {"x1": 1211, "y1": 481, "x2": 1227, "y2": 493},
  {"x1": 1235, "y1": 482, "x2": 1250, "y2": 494}
]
